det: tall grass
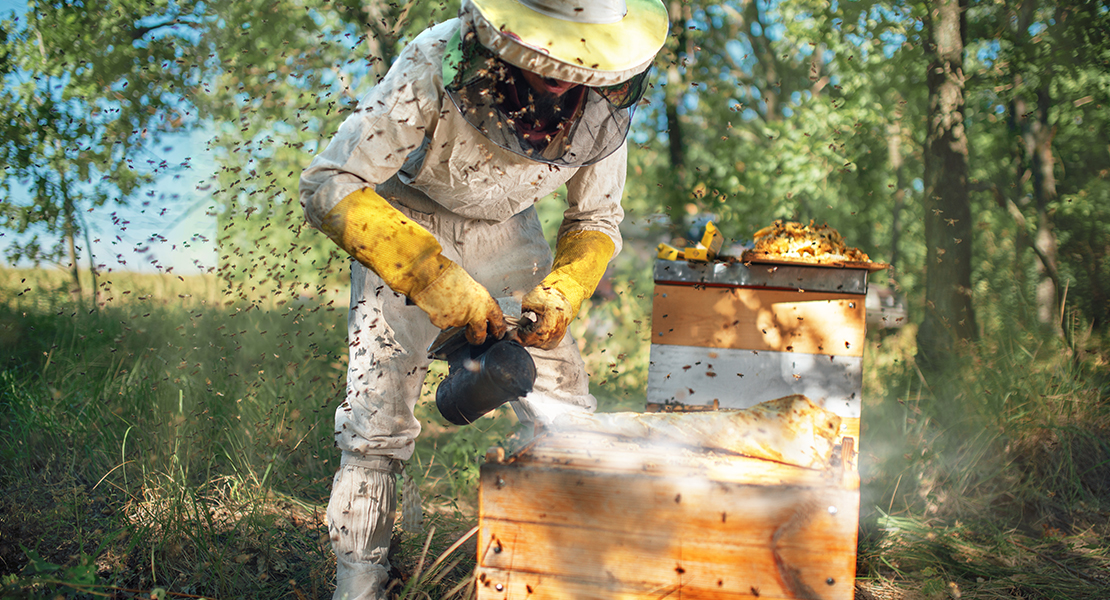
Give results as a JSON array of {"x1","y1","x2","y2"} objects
[
  {"x1": 0, "y1": 267, "x2": 486, "y2": 598},
  {"x1": 858, "y1": 305, "x2": 1110, "y2": 598}
]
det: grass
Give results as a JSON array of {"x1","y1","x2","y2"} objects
[
  {"x1": 856, "y1": 315, "x2": 1110, "y2": 599},
  {"x1": 0, "y1": 266, "x2": 490, "y2": 599},
  {"x1": 2, "y1": 265, "x2": 1109, "y2": 599}
]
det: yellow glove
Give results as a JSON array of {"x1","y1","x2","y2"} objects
[
  {"x1": 320, "y1": 188, "x2": 506, "y2": 345},
  {"x1": 518, "y1": 230, "x2": 614, "y2": 350}
]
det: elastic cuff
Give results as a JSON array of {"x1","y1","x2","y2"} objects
[{"x1": 340, "y1": 452, "x2": 404, "y2": 475}]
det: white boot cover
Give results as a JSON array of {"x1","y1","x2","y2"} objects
[{"x1": 328, "y1": 455, "x2": 400, "y2": 600}]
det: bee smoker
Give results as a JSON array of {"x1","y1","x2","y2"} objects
[
  {"x1": 433, "y1": 337, "x2": 537, "y2": 426},
  {"x1": 428, "y1": 298, "x2": 538, "y2": 425}
]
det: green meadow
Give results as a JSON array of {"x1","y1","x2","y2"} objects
[{"x1": 2, "y1": 265, "x2": 1108, "y2": 599}]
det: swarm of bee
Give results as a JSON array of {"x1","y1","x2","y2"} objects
[{"x1": 749, "y1": 220, "x2": 871, "y2": 263}]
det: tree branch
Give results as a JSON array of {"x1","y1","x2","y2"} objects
[
  {"x1": 130, "y1": 16, "x2": 200, "y2": 40},
  {"x1": 973, "y1": 180, "x2": 1063, "y2": 294}
]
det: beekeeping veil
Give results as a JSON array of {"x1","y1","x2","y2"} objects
[{"x1": 443, "y1": 0, "x2": 669, "y2": 167}]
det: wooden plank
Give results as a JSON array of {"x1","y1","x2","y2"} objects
[
  {"x1": 651, "y1": 285, "x2": 865, "y2": 357},
  {"x1": 476, "y1": 567, "x2": 824, "y2": 600},
  {"x1": 636, "y1": 407, "x2": 860, "y2": 453},
  {"x1": 478, "y1": 465, "x2": 859, "y2": 599},
  {"x1": 476, "y1": 529, "x2": 856, "y2": 599},
  {"x1": 513, "y1": 430, "x2": 858, "y2": 487},
  {"x1": 480, "y1": 466, "x2": 857, "y2": 547},
  {"x1": 645, "y1": 344, "x2": 863, "y2": 419}
]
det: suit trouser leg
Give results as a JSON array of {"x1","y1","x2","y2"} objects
[{"x1": 328, "y1": 205, "x2": 597, "y2": 600}]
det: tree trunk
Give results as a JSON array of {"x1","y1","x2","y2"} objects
[
  {"x1": 65, "y1": 227, "x2": 82, "y2": 301},
  {"x1": 362, "y1": 5, "x2": 395, "y2": 82},
  {"x1": 745, "y1": 0, "x2": 780, "y2": 121},
  {"x1": 1007, "y1": 0, "x2": 1062, "y2": 330},
  {"x1": 916, "y1": 0, "x2": 977, "y2": 376},
  {"x1": 887, "y1": 117, "x2": 907, "y2": 281},
  {"x1": 79, "y1": 209, "x2": 99, "y2": 310},
  {"x1": 1031, "y1": 85, "x2": 1059, "y2": 326},
  {"x1": 664, "y1": 61, "x2": 685, "y2": 171},
  {"x1": 59, "y1": 172, "x2": 85, "y2": 303},
  {"x1": 662, "y1": 1, "x2": 688, "y2": 213}
]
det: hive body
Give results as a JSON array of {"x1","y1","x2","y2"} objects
[
  {"x1": 475, "y1": 257, "x2": 873, "y2": 599},
  {"x1": 476, "y1": 432, "x2": 859, "y2": 599}
]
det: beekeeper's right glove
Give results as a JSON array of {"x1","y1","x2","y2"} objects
[{"x1": 319, "y1": 187, "x2": 506, "y2": 345}]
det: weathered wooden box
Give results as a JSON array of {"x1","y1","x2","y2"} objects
[
  {"x1": 475, "y1": 429, "x2": 859, "y2": 599},
  {"x1": 474, "y1": 257, "x2": 873, "y2": 599}
]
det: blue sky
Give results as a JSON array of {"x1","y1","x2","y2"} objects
[
  {"x1": 80, "y1": 129, "x2": 219, "y2": 275},
  {"x1": 1, "y1": 127, "x2": 221, "y2": 276}
]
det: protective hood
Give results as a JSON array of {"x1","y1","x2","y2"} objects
[
  {"x1": 461, "y1": 0, "x2": 668, "y2": 86},
  {"x1": 443, "y1": 0, "x2": 668, "y2": 167}
]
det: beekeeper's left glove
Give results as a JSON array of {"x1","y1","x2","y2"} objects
[
  {"x1": 518, "y1": 230, "x2": 614, "y2": 350},
  {"x1": 320, "y1": 188, "x2": 506, "y2": 345}
]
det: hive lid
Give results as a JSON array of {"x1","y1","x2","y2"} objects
[
  {"x1": 654, "y1": 258, "x2": 871, "y2": 294},
  {"x1": 741, "y1": 251, "x2": 890, "y2": 272}
]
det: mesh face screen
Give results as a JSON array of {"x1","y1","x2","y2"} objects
[
  {"x1": 443, "y1": 29, "x2": 642, "y2": 167},
  {"x1": 595, "y1": 69, "x2": 650, "y2": 109}
]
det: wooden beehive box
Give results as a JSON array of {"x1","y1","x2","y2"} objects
[
  {"x1": 475, "y1": 428, "x2": 859, "y2": 599},
  {"x1": 647, "y1": 258, "x2": 877, "y2": 445},
  {"x1": 474, "y1": 256, "x2": 876, "y2": 599}
]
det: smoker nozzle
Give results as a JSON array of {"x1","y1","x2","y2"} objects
[{"x1": 435, "y1": 339, "x2": 536, "y2": 426}]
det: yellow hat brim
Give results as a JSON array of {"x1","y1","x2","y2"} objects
[{"x1": 468, "y1": 0, "x2": 668, "y2": 77}]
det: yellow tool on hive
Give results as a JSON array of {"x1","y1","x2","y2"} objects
[
  {"x1": 655, "y1": 242, "x2": 683, "y2": 261},
  {"x1": 655, "y1": 220, "x2": 724, "y2": 262}
]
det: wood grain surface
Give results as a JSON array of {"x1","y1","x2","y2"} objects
[
  {"x1": 476, "y1": 432, "x2": 860, "y2": 599},
  {"x1": 651, "y1": 285, "x2": 866, "y2": 357}
]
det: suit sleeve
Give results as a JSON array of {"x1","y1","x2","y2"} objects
[
  {"x1": 299, "y1": 38, "x2": 444, "y2": 229},
  {"x1": 560, "y1": 139, "x2": 628, "y2": 258}
]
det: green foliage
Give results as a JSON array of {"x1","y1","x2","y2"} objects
[
  {"x1": 622, "y1": 0, "x2": 929, "y2": 304},
  {"x1": 575, "y1": 276, "x2": 656, "y2": 412},
  {"x1": 1, "y1": 548, "x2": 102, "y2": 599},
  {"x1": 961, "y1": 0, "x2": 1110, "y2": 332},
  {"x1": 622, "y1": 0, "x2": 1110, "y2": 335},
  {"x1": 3, "y1": 0, "x2": 1109, "y2": 328},
  {"x1": 3, "y1": 263, "x2": 1110, "y2": 599},
  {"x1": 1056, "y1": 179, "x2": 1110, "y2": 328},
  {"x1": 858, "y1": 317, "x2": 1110, "y2": 597},
  {"x1": 204, "y1": 0, "x2": 460, "y2": 286},
  {"x1": 0, "y1": 270, "x2": 344, "y2": 595},
  {"x1": 412, "y1": 403, "x2": 516, "y2": 505},
  {"x1": 0, "y1": 0, "x2": 208, "y2": 267},
  {"x1": 860, "y1": 511, "x2": 1110, "y2": 600},
  {"x1": 389, "y1": 525, "x2": 479, "y2": 600}
]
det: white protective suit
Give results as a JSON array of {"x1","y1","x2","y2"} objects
[{"x1": 299, "y1": 18, "x2": 628, "y2": 600}]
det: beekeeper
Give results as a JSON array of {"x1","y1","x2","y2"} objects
[{"x1": 299, "y1": 0, "x2": 667, "y2": 597}]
